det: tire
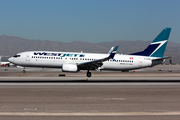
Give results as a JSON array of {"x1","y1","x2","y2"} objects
[
  {"x1": 22, "y1": 70, "x2": 26, "y2": 73},
  {"x1": 5, "y1": 64, "x2": 10, "y2": 67},
  {"x1": 87, "y1": 72, "x2": 91, "y2": 77}
]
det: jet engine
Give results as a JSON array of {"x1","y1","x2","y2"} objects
[{"x1": 62, "y1": 64, "x2": 79, "y2": 72}]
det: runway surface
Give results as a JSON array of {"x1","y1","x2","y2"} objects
[
  {"x1": 0, "y1": 65, "x2": 180, "y2": 120},
  {"x1": 0, "y1": 84, "x2": 180, "y2": 120}
]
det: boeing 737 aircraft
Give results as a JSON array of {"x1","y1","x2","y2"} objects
[{"x1": 8, "y1": 28, "x2": 171, "y2": 77}]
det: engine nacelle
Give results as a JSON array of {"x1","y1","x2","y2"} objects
[{"x1": 62, "y1": 64, "x2": 79, "y2": 72}]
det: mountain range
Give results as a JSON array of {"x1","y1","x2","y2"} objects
[{"x1": 0, "y1": 35, "x2": 179, "y2": 63}]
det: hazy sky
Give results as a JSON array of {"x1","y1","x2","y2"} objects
[{"x1": 0, "y1": 0, "x2": 179, "y2": 43}]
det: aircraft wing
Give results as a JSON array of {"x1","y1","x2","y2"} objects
[{"x1": 78, "y1": 46, "x2": 118, "y2": 70}]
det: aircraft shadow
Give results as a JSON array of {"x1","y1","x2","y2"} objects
[{"x1": 0, "y1": 80, "x2": 180, "y2": 83}]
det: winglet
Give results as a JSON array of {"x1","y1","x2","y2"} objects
[
  {"x1": 109, "y1": 46, "x2": 118, "y2": 59},
  {"x1": 107, "y1": 46, "x2": 114, "y2": 54}
]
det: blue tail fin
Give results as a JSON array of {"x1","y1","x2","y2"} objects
[{"x1": 130, "y1": 27, "x2": 171, "y2": 57}]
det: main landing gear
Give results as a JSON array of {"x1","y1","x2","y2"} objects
[
  {"x1": 86, "y1": 69, "x2": 91, "y2": 77},
  {"x1": 86, "y1": 72, "x2": 91, "y2": 77}
]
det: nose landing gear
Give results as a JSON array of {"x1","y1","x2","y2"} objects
[{"x1": 22, "y1": 70, "x2": 26, "y2": 73}]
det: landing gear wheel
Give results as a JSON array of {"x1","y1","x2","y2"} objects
[
  {"x1": 22, "y1": 70, "x2": 26, "y2": 73},
  {"x1": 5, "y1": 64, "x2": 10, "y2": 67},
  {"x1": 87, "y1": 72, "x2": 91, "y2": 77}
]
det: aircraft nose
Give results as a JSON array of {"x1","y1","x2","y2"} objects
[{"x1": 8, "y1": 57, "x2": 14, "y2": 63}]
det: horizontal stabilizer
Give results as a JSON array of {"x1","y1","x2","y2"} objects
[{"x1": 152, "y1": 56, "x2": 171, "y2": 61}]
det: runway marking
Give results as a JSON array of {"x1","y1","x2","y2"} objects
[
  {"x1": 103, "y1": 98, "x2": 125, "y2": 101},
  {"x1": 0, "y1": 112, "x2": 180, "y2": 116},
  {"x1": 24, "y1": 108, "x2": 37, "y2": 111}
]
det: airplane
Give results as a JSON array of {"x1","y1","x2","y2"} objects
[
  {"x1": 0, "y1": 61, "x2": 11, "y2": 67},
  {"x1": 0, "y1": 56, "x2": 11, "y2": 67},
  {"x1": 8, "y1": 27, "x2": 171, "y2": 77}
]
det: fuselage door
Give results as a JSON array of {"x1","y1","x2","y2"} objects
[
  {"x1": 139, "y1": 57, "x2": 142, "y2": 67},
  {"x1": 26, "y1": 54, "x2": 30, "y2": 61}
]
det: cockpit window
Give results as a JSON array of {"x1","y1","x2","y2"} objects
[{"x1": 13, "y1": 55, "x2": 21, "y2": 58}]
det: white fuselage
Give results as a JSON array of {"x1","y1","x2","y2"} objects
[{"x1": 8, "y1": 51, "x2": 161, "y2": 71}]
